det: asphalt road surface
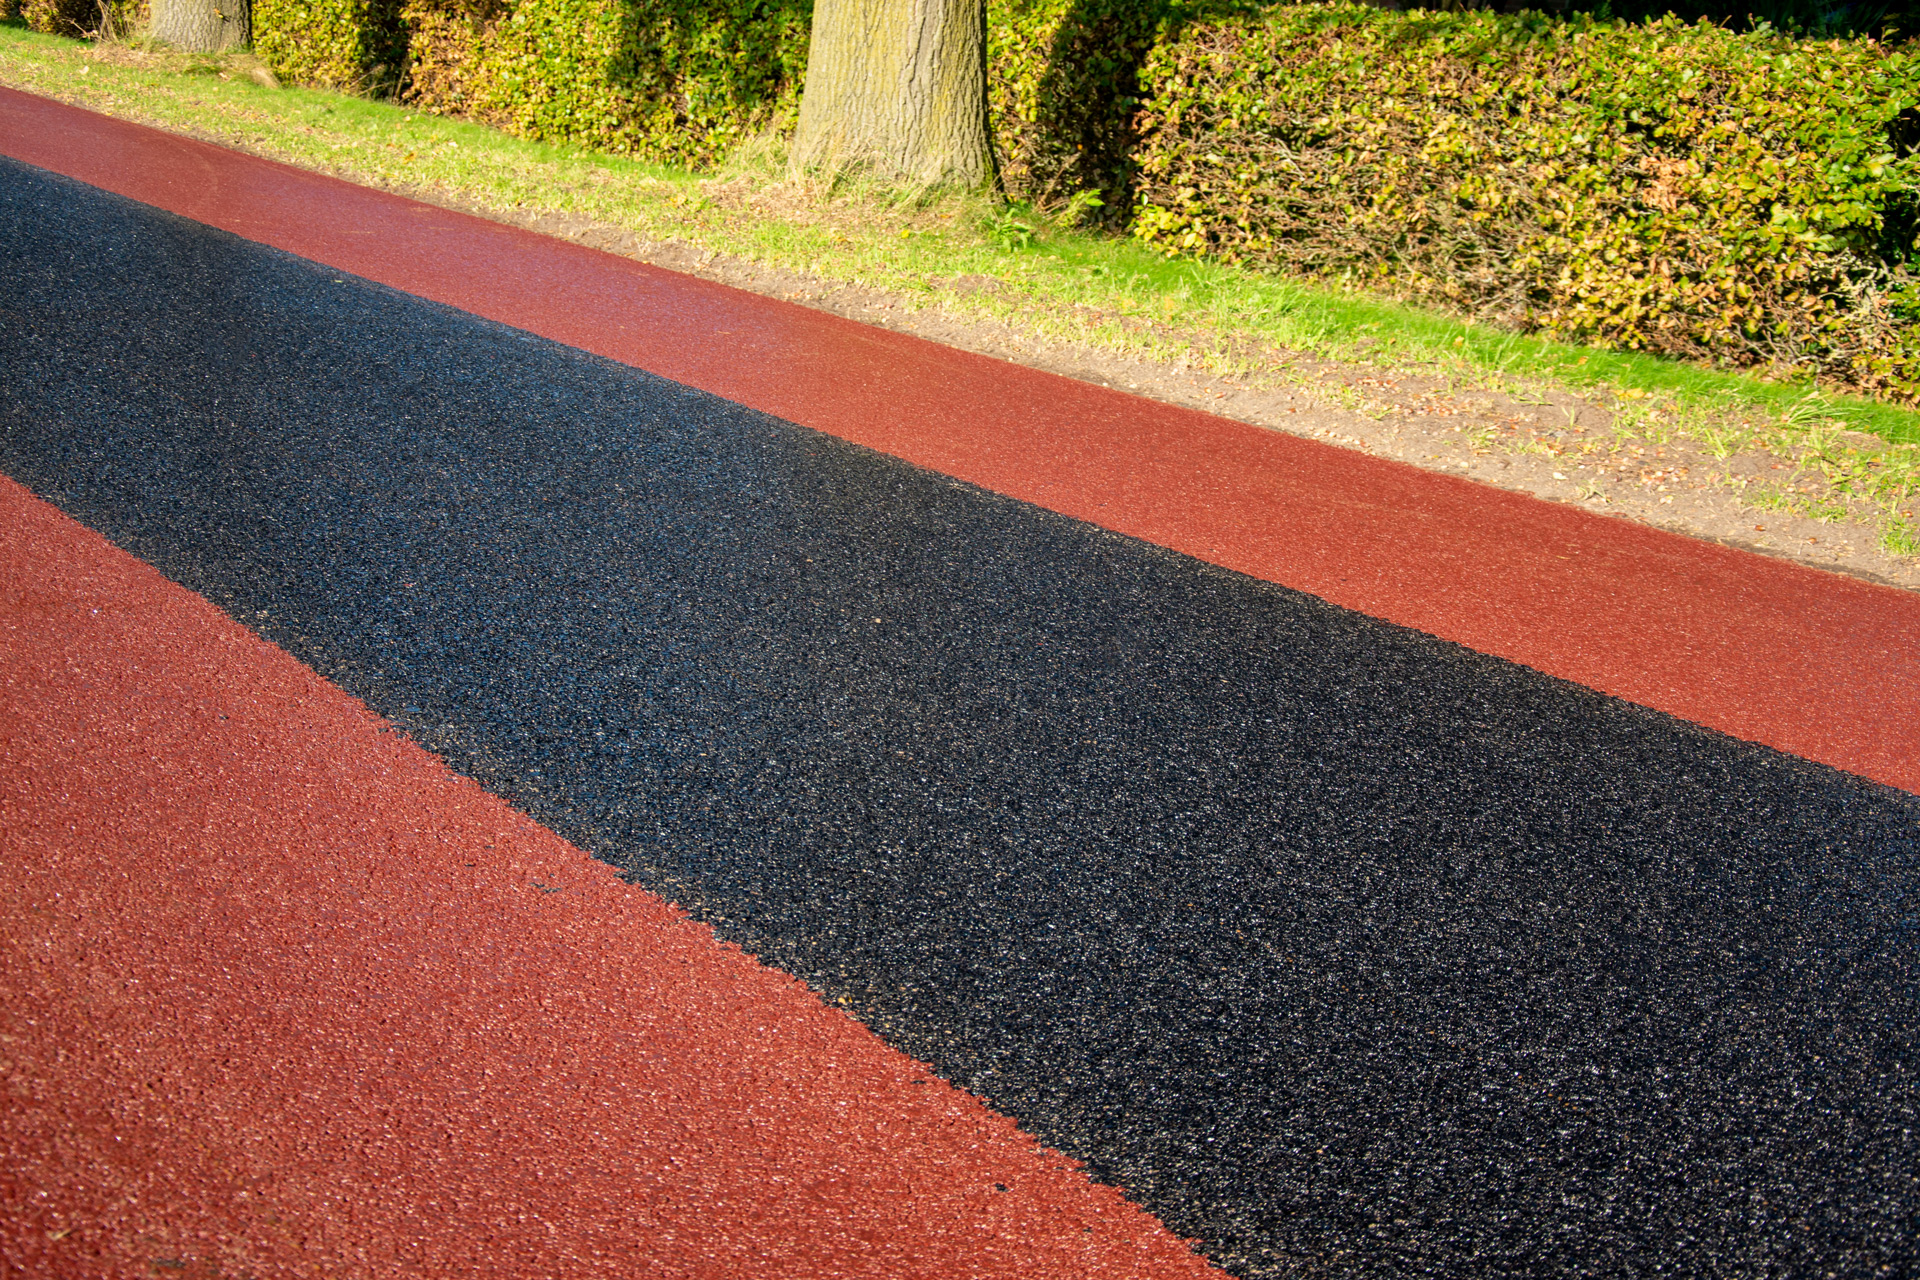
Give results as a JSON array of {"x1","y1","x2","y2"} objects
[{"x1": 3, "y1": 129, "x2": 1918, "y2": 1278}]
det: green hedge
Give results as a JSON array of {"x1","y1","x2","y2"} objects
[
  {"x1": 241, "y1": 0, "x2": 1920, "y2": 401},
  {"x1": 1130, "y1": 4, "x2": 1920, "y2": 399},
  {"x1": 988, "y1": 0, "x2": 1171, "y2": 220},
  {"x1": 397, "y1": 0, "x2": 810, "y2": 164},
  {"x1": 246, "y1": 0, "x2": 1156, "y2": 195},
  {"x1": 20, "y1": 0, "x2": 142, "y2": 38},
  {"x1": 20, "y1": 0, "x2": 89, "y2": 36},
  {"x1": 255, "y1": 0, "x2": 407, "y2": 90}
]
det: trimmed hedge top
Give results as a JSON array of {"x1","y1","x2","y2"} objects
[{"x1": 1131, "y1": 4, "x2": 1920, "y2": 399}]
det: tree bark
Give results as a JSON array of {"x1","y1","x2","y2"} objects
[
  {"x1": 790, "y1": 0, "x2": 992, "y2": 189},
  {"x1": 150, "y1": 0, "x2": 249, "y2": 51}
]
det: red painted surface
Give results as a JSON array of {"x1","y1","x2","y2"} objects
[
  {"x1": 2, "y1": 86, "x2": 1916, "y2": 794},
  {"x1": 0, "y1": 475, "x2": 1220, "y2": 1278}
]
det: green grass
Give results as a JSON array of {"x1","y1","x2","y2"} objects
[{"x1": 4, "y1": 15, "x2": 1918, "y2": 556}]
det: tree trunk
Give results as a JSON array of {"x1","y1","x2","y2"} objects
[
  {"x1": 790, "y1": 0, "x2": 992, "y2": 189},
  {"x1": 150, "y1": 0, "x2": 249, "y2": 51}
]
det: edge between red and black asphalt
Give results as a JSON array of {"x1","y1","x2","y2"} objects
[{"x1": 3, "y1": 91, "x2": 1918, "y2": 1278}]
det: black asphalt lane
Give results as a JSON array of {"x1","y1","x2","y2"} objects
[{"x1": 5, "y1": 158, "x2": 1919, "y2": 1277}]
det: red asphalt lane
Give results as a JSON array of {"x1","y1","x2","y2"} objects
[
  {"x1": 0, "y1": 474, "x2": 1222, "y2": 1278},
  {"x1": 2, "y1": 86, "x2": 1915, "y2": 793}
]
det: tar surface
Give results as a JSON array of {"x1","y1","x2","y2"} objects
[{"x1": 5, "y1": 158, "x2": 1918, "y2": 1278}]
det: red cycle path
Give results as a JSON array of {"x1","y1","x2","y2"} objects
[
  {"x1": 0, "y1": 474, "x2": 1220, "y2": 1278},
  {"x1": 2, "y1": 86, "x2": 1915, "y2": 794}
]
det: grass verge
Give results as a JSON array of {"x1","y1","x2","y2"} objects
[{"x1": 3, "y1": 17, "x2": 1916, "y2": 558}]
